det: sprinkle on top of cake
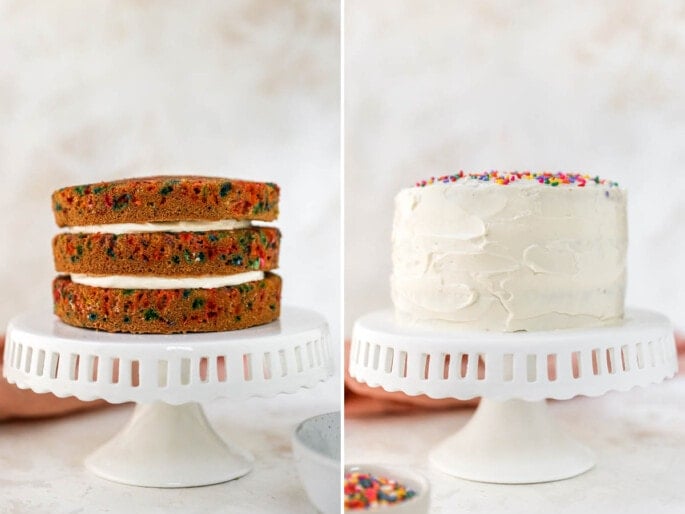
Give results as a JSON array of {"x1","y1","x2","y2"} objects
[{"x1": 415, "y1": 171, "x2": 620, "y2": 188}]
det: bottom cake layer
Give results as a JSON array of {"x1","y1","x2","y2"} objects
[{"x1": 53, "y1": 273, "x2": 281, "y2": 334}]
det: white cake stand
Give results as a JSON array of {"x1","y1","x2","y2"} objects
[
  {"x1": 349, "y1": 308, "x2": 677, "y2": 484},
  {"x1": 3, "y1": 307, "x2": 333, "y2": 488}
]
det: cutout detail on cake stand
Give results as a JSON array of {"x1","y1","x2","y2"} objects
[
  {"x1": 3, "y1": 307, "x2": 332, "y2": 488},
  {"x1": 349, "y1": 308, "x2": 677, "y2": 484}
]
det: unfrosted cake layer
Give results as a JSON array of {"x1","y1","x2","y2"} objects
[
  {"x1": 52, "y1": 175, "x2": 279, "y2": 227},
  {"x1": 52, "y1": 273, "x2": 281, "y2": 334},
  {"x1": 53, "y1": 227, "x2": 280, "y2": 276},
  {"x1": 391, "y1": 172, "x2": 627, "y2": 332}
]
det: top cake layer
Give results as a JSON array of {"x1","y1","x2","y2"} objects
[
  {"x1": 52, "y1": 175, "x2": 279, "y2": 227},
  {"x1": 391, "y1": 171, "x2": 627, "y2": 332}
]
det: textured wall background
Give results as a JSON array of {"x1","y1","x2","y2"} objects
[
  {"x1": 0, "y1": 1, "x2": 340, "y2": 349},
  {"x1": 345, "y1": 0, "x2": 685, "y2": 335}
]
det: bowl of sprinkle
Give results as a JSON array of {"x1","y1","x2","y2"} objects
[{"x1": 344, "y1": 464, "x2": 430, "y2": 513}]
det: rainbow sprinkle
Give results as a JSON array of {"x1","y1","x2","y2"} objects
[
  {"x1": 344, "y1": 471, "x2": 417, "y2": 510},
  {"x1": 415, "y1": 171, "x2": 619, "y2": 188}
]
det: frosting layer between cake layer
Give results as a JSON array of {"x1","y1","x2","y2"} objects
[
  {"x1": 70, "y1": 270, "x2": 264, "y2": 289},
  {"x1": 391, "y1": 177, "x2": 627, "y2": 331},
  {"x1": 63, "y1": 219, "x2": 252, "y2": 234}
]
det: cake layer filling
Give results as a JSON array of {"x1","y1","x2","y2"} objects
[
  {"x1": 70, "y1": 270, "x2": 264, "y2": 289},
  {"x1": 63, "y1": 219, "x2": 252, "y2": 234}
]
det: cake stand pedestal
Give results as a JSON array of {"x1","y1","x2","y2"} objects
[
  {"x1": 349, "y1": 308, "x2": 677, "y2": 484},
  {"x1": 3, "y1": 307, "x2": 332, "y2": 488}
]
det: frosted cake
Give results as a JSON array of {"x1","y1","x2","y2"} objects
[{"x1": 391, "y1": 171, "x2": 627, "y2": 331}]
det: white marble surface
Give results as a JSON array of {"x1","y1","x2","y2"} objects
[
  {"x1": 346, "y1": 377, "x2": 685, "y2": 514},
  {"x1": 0, "y1": 377, "x2": 339, "y2": 513},
  {"x1": 345, "y1": 0, "x2": 685, "y2": 337}
]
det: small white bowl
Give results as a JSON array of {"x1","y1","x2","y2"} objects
[
  {"x1": 292, "y1": 411, "x2": 341, "y2": 514},
  {"x1": 345, "y1": 464, "x2": 430, "y2": 514}
]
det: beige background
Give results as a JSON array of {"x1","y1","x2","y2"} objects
[
  {"x1": 0, "y1": 1, "x2": 340, "y2": 346},
  {"x1": 345, "y1": 0, "x2": 685, "y2": 335}
]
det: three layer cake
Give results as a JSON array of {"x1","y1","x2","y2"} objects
[{"x1": 52, "y1": 176, "x2": 281, "y2": 333}]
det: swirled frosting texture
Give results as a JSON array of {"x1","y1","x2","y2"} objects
[{"x1": 391, "y1": 180, "x2": 627, "y2": 331}]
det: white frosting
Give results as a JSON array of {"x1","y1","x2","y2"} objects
[
  {"x1": 64, "y1": 219, "x2": 251, "y2": 234},
  {"x1": 70, "y1": 271, "x2": 264, "y2": 289},
  {"x1": 391, "y1": 180, "x2": 627, "y2": 331}
]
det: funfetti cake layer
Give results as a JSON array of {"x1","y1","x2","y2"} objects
[
  {"x1": 53, "y1": 227, "x2": 280, "y2": 276},
  {"x1": 52, "y1": 176, "x2": 279, "y2": 227},
  {"x1": 51, "y1": 175, "x2": 282, "y2": 334},
  {"x1": 53, "y1": 273, "x2": 281, "y2": 334},
  {"x1": 391, "y1": 171, "x2": 627, "y2": 332}
]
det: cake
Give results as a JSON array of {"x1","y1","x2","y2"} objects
[
  {"x1": 51, "y1": 176, "x2": 281, "y2": 333},
  {"x1": 391, "y1": 171, "x2": 627, "y2": 332}
]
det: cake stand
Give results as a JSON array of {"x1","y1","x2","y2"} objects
[
  {"x1": 349, "y1": 308, "x2": 677, "y2": 484},
  {"x1": 3, "y1": 306, "x2": 333, "y2": 488}
]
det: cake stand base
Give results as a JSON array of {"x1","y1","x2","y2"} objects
[
  {"x1": 429, "y1": 399, "x2": 595, "y2": 484},
  {"x1": 84, "y1": 402, "x2": 253, "y2": 488}
]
